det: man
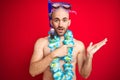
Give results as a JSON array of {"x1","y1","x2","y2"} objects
[{"x1": 29, "y1": 2, "x2": 107, "y2": 80}]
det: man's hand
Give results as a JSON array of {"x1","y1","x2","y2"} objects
[
  {"x1": 51, "y1": 45, "x2": 74, "y2": 58},
  {"x1": 87, "y1": 38, "x2": 108, "y2": 57}
]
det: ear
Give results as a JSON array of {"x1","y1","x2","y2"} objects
[{"x1": 68, "y1": 19, "x2": 71, "y2": 26}]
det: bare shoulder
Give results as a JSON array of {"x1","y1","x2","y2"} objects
[
  {"x1": 31, "y1": 36, "x2": 48, "y2": 63},
  {"x1": 74, "y1": 39, "x2": 85, "y2": 48},
  {"x1": 74, "y1": 38, "x2": 85, "y2": 53},
  {"x1": 35, "y1": 37, "x2": 48, "y2": 44},
  {"x1": 34, "y1": 37, "x2": 48, "y2": 47}
]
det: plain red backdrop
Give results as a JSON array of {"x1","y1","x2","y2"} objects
[{"x1": 0, "y1": 0, "x2": 120, "y2": 80}]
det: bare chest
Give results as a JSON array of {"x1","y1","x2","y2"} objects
[
  {"x1": 42, "y1": 40, "x2": 79, "y2": 80},
  {"x1": 43, "y1": 44, "x2": 79, "y2": 64}
]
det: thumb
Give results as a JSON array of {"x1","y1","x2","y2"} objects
[{"x1": 89, "y1": 42, "x2": 93, "y2": 47}]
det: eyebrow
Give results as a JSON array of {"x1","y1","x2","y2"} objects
[
  {"x1": 63, "y1": 17, "x2": 68, "y2": 20},
  {"x1": 53, "y1": 17, "x2": 68, "y2": 20},
  {"x1": 52, "y1": 18, "x2": 59, "y2": 21}
]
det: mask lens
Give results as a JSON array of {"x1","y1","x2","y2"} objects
[
  {"x1": 63, "y1": 4, "x2": 71, "y2": 9},
  {"x1": 52, "y1": 2, "x2": 71, "y2": 10},
  {"x1": 52, "y1": 3, "x2": 60, "y2": 9}
]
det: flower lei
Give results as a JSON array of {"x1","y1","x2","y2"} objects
[{"x1": 48, "y1": 30, "x2": 74, "y2": 80}]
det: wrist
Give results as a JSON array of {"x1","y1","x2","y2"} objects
[
  {"x1": 87, "y1": 53, "x2": 93, "y2": 59},
  {"x1": 50, "y1": 51, "x2": 57, "y2": 59}
]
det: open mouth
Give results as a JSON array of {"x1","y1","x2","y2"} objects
[
  {"x1": 58, "y1": 28, "x2": 63, "y2": 30},
  {"x1": 57, "y1": 28, "x2": 64, "y2": 33}
]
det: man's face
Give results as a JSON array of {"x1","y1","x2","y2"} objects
[{"x1": 50, "y1": 8, "x2": 71, "y2": 36}]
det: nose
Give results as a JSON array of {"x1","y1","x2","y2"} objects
[{"x1": 59, "y1": 21, "x2": 63, "y2": 27}]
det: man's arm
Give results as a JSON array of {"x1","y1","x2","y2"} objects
[
  {"x1": 29, "y1": 38, "x2": 71, "y2": 77},
  {"x1": 29, "y1": 38, "x2": 54, "y2": 77},
  {"x1": 77, "y1": 41, "x2": 92, "y2": 79},
  {"x1": 77, "y1": 38, "x2": 107, "y2": 79}
]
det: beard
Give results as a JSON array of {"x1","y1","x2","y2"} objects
[{"x1": 54, "y1": 27, "x2": 67, "y2": 36}]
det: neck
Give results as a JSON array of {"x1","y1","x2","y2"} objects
[{"x1": 59, "y1": 35, "x2": 64, "y2": 41}]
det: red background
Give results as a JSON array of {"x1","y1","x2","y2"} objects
[{"x1": 0, "y1": 0, "x2": 120, "y2": 80}]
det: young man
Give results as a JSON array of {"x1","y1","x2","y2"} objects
[{"x1": 29, "y1": 2, "x2": 107, "y2": 80}]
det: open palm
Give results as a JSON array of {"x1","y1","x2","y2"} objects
[{"x1": 87, "y1": 38, "x2": 108, "y2": 56}]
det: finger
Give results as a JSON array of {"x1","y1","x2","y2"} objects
[
  {"x1": 89, "y1": 42, "x2": 93, "y2": 47},
  {"x1": 96, "y1": 38, "x2": 107, "y2": 47},
  {"x1": 88, "y1": 42, "x2": 93, "y2": 50},
  {"x1": 94, "y1": 43, "x2": 104, "y2": 50},
  {"x1": 66, "y1": 44, "x2": 75, "y2": 48},
  {"x1": 99, "y1": 38, "x2": 108, "y2": 46},
  {"x1": 94, "y1": 39, "x2": 107, "y2": 50},
  {"x1": 100, "y1": 38, "x2": 107, "y2": 44},
  {"x1": 104, "y1": 38, "x2": 108, "y2": 43}
]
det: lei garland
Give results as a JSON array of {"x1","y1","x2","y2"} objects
[{"x1": 48, "y1": 30, "x2": 74, "y2": 80}]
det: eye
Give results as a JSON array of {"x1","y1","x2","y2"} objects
[
  {"x1": 54, "y1": 19, "x2": 59, "y2": 22},
  {"x1": 63, "y1": 19, "x2": 68, "y2": 22}
]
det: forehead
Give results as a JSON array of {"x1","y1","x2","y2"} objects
[{"x1": 52, "y1": 8, "x2": 69, "y2": 19}]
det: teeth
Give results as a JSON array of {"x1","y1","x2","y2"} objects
[{"x1": 58, "y1": 29, "x2": 63, "y2": 30}]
